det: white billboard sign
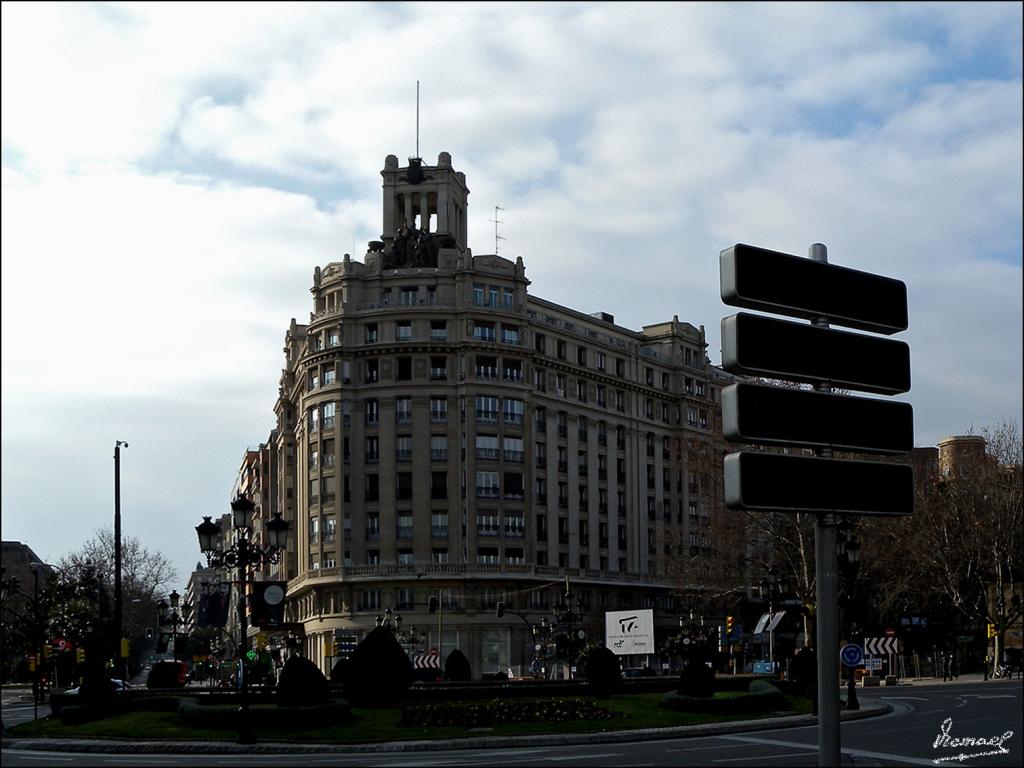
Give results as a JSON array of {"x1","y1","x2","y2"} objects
[{"x1": 605, "y1": 609, "x2": 655, "y2": 655}]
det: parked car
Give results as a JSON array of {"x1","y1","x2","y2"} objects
[
  {"x1": 65, "y1": 678, "x2": 130, "y2": 694},
  {"x1": 146, "y1": 660, "x2": 189, "y2": 688}
]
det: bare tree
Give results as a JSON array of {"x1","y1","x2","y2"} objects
[
  {"x1": 58, "y1": 528, "x2": 178, "y2": 670},
  {"x1": 914, "y1": 422, "x2": 1023, "y2": 666}
]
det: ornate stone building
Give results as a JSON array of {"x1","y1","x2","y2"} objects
[{"x1": 272, "y1": 151, "x2": 734, "y2": 676}]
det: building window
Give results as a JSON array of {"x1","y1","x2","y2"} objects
[
  {"x1": 328, "y1": 329, "x2": 340, "y2": 348},
  {"x1": 504, "y1": 514, "x2": 525, "y2": 538},
  {"x1": 367, "y1": 550, "x2": 380, "y2": 565},
  {"x1": 501, "y1": 325, "x2": 519, "y2": 345},
  {"x1": 431, "y1": 512, "x2": 449, "y2": 538},
  {"x1": 365, "y1": 399, "x2": 379, "y2": 427},
  {"x1": 366, "y1": 359, "x2": 379, "y2": 383},
  {"x1": 430, "y1": 396, "x2": 448, "y2": 423},
  {"x1": 503, "y1": 472, "x2": 524, "y2": 499},
  {"x1": 396, "y1": 473, "x2": 413, "y2": 501},
  {"x1": 432, "y1": 548, "x2": 449, "y2": 564},
  {"x1": 503, "y1": 398, "x2": 524, "y2": 425},
  {"x1": 309, "y1": 371, "x2": 319, "y2": 390},
  {"x1": 503, "y1": 288, "x2": 514, "y2": 308},
  {"x1": 503, "y1": 436, "x2": 524, "y2": 463},
  {"x1": 366, "y1": 323, "x2": 378, "y2": 344},
  {"x1": 557, "y1": 340, "x2": 566, "y2": 360},
  {"x1": 577, "y1": 347, "x2": 587, "y2": 366},
  {"x1": 478, "y1": 547, "x2": 500, "y2": 565},
  {"x1": 430, "y1": 434, "x2": 448, "y2": 461},
  {"x1": 476, "y1": 434, "x2": 499, "y2": 461},
  {"x1": 365, "y1": 436, "x2": 379, "y2": 464},
  {"x1": 476, "y1": 471, "x2": 499, "y2": 498},
  {"x1": 396, "y1": 397, "x2": 412, "y2": 424},
  {"x1": 366, "y1": 513, "x2": 380, "y2": 538},
  {"x1": 400, "y1": 286, "x2": 418, "y2": 306},
  {"x1": 504, "y1": 360, "x2": 523, "y2": 382},
  {"x1": 309, "y1": 517, "x2": 319, "y2": 545},
  {"x1": 473, "y1": 284, "x2": 485, "y2": 306},
  {"x1": 535, "y1": 333, "x2": 546, "y2": 354},
  {"x1": 430, "y1": 320, "x2": 448, "y2": 341},
  {"x1": 396, "y1": 356, "x2": 412, "y2": 381},
  {"x1": 430, "y1": 356, "x2": 447, "y2": 380},
  {"x1": 431, "y1": 472, "x2": 448, "y2": 501},
  {"x1": 365, "y1": 474, "x2": 379, "y2": 502},
  {"x1": 476, "y1": 355, "x2": 498, "y2": 380},
  {"x1": 322, "y1": 402, "x2": 335, "y2": 430},
  {"x1": 473, "y1": 322, "x2": 496, "y2": 342},
  {"x1": 358, "y1": 590, "x2": 381, "y2": 610},
  {"x1": 475, "y1": 395, "x2": 499, "y2": 422},
  {"x1": 396, "y1": 435, "x2": 413, "y2": 462},
  {"x1": 397, "y1": 513, "x2": 414, "y2": 539},
  {"x1": 324, "y1": 516, "x2": 336, "y2": 543},
  {"x1": 323, "y1": 367, "x2": 336, "y2": 386},
  {"x1": 321, "y1": 475, "x2": 335, "y2": 504},
  {"x1": 488, "y1": 286, "x2": 499, "y2": 307},
  {"x1": 309, "y1": 407, "x2": 319, "y2": 433},
  {"x1": 478, "y1": 514, "x2": 499, "y2": 537},
  {"x1": 597, "y1": 352, "x2": 606, "y2": 371},
  {"x1": 533, "y1": 367, "x2": 546, "y2": 392}
]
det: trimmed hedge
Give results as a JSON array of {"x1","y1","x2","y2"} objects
[
  {"x1": 583, "y1": 647, "x2": 623, "y2": 697},
  {"x1": 58, "y1": 702, "x2": 120, "y2": 725},
  {"x1": 401, "y1": 697, "x2": 618, "y2": 728},
  {"x1": 277, "y1": 655, "x2": 329, "y2": 707},
  {"x1": 662, "y1": 680, "x2": 787, "y2": 715},
  {"x1": 176, "y1": 697, "x2": 351, "y2": 730}
]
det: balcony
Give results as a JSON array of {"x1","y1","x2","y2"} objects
[
  {"x1": 431, "y1": 526, "x2": 449, "y2": 538},
  {"x1": 504, "y1": 450, "x2": 524, "y2": 463},
  {"x1": 476, "y1": 410, "x2": 498, "y2": 423},
  {"x1": 431, "y1": 449, "x2": 448, "y2": 461},
  {"x1": 396, "y1": 413, "x2": 413, "y2": 425},
  {"x1": 504, "y1": 413, "x2": 524, "y2": 426},
  {"x1": 476, "y1": 448, "x2": 500, "y2": 461},
  {"x1": 477, "y1": 487, "x2": 500, "y2": 499}
]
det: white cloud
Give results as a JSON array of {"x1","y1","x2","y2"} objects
[{"x1": 1, "y1": 1, "x2": 1021, "y2": 584}]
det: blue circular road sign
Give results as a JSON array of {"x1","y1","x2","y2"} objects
[{"x1": 840, "y1": 643, "x2": 864, "y2": 667}]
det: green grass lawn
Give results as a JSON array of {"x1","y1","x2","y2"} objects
[{"x1": 9, "y1": 692, "x2": 810, "y2": 744}]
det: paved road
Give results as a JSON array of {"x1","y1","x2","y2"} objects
[{"x1": 3, "y1": 677, "x2": 1021, "y2": 766}]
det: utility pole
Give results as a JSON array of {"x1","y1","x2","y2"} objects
[{"x1": 114, "y1": 440, "x2": 128, "y2": 681}]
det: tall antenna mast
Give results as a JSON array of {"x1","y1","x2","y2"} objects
[
  {"x1": 489, "y1": 205, "x2": 506, "y2": 255},
  {"x1": 416, "y1": 80, "x2": 420, "y2": 158}
]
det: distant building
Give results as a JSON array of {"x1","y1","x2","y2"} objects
[{"x1": 250, "y1": 151, "x2": 737, "y2": 677}]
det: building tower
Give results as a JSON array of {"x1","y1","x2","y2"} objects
[{"x1": 274, "y1": 151, "x2": 737, "y2": 677}]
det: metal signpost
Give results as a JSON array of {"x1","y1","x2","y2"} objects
[{"x1": 720, "y1": 242, "x2": 913, "y2": 767}]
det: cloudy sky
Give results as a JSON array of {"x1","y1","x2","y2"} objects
[{"x1": 2, "y1": 2, "x2": 1021, "y2": 590}]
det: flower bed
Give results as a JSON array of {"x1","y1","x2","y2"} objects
[{"x1": 400, "y1": 697, "x2": 619, "y2": 727}]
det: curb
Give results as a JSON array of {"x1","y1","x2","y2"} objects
[{"x1": 1, "y1": 704, "x2": 891, "y2": 754}]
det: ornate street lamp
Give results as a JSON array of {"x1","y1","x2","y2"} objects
[{"x1": 196, "y1": 495, "x2": 289, "y2": 744}]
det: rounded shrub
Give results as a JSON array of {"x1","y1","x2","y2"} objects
[
  {"x1": 329, "y1": 656, "x2": 350, "y2": 685},
  {"x1": 678, "y1": 655, "x2": 715, "y2": 698},
  {"x1": 444, "y1": 648, "x2": 472, "y2": 681},
  {"x1": 344, "y1": 627, "x2": 414, "y2": 707},
  {"x1": 277, "y1": 654, "x2": 329, "y2": 707},
  {"x1": 583, "y1": 646, "x2": 623, "y2": 697}
]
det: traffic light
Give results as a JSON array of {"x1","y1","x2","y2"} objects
[
  {"x1": 330, "y1": 641, "x2": 339, "y2": 656},
  {"x1": 428, "y1": 595, "x2": 438, "y2": 614},
  {"x1": 987, "y1": 624, "x2": 996, "y2": 639},
  {"x1": 726, "y1": 616, "x2": 734, "y2": 638},
  {"x1": 43, "y1": 644, "x2": 52, "y2": 659},
  {"x1": 146, "y1": 627, "x2": 154, "y2": 640},
  {"x1": 76, "y1": 648, "x2": 85, "y2": 663},
  {"x1": 496, "y1": 601, "x2": 505, "y2": 618}
]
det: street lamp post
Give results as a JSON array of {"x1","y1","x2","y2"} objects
[
  {"x1": 196, "y1": 495, "x2": 289, "y2": 744},
  {"x1": 551, "y1": 578, "x2": 587, "y2": 680},
  {"x1": 159, "y1": 590, "x2": 186, "y2": 665}
]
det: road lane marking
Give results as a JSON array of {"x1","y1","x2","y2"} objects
[
  {"x1": 715, "y1": 750, "x2": 816, "y2": 762},
  {"x1": 720, "y1": 734, "x2": 944, "y2": 766}
]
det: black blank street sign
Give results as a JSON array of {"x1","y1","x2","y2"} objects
[
  {"x1": 722, "y1": 312, "x2": 911, "y2": 395},
  {"x1": 720, "y1": 243, "x2": 908, "y2": 335},
  {"x1": 724, "y1": 451, "x2": 914, "y2": 515},
  {"x1": 722, "y1": 383, "x2": 914, "y2": 455}
]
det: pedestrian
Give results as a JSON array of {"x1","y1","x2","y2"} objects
[
  {"x1": 940, "y1": 652, "x2": 948, "y2": 681},
  {"x1": 951, "y1": 653, "x2": 959, "y2": 680},
  {"x1": 943, "y1": 651, "x2": 953, "y2": 681},
  {"x1": 983, "y1": 654, "x2": 990, "y2": 681}
]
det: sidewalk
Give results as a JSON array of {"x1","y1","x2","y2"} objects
[{"x1": 2, "y1": 704, "x2": 891, "y2": 755}]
